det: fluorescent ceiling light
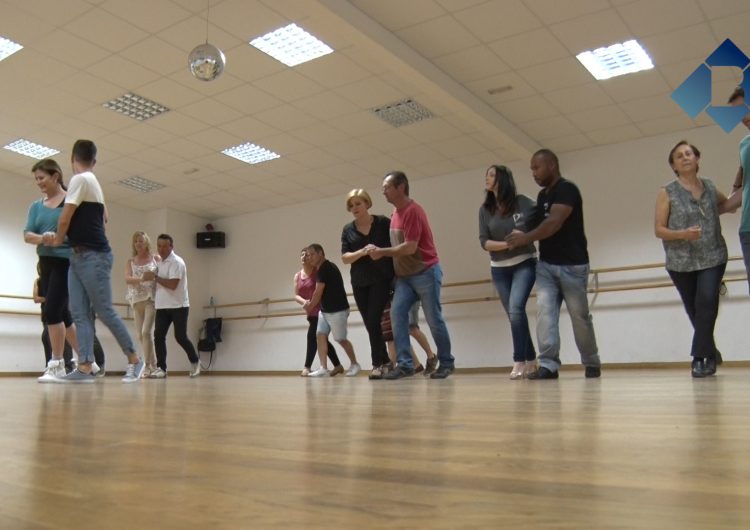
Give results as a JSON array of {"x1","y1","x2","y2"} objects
[
  {"x1": 3, "y1": 139, "x2": 59, "y2": 159},
  {"x1": 576, "y1": 40, "x2": 653, "y2": 80},
  {"x1": 222, "y1": 142, "x2": 280, "y2": 165},
  {"x1": 116, "y1": 176, "x2": 165, "y2": 193},
  {"x1": 103, "y1": 93, "x2": 169, "y2": 121},
  {"x1": 0, "y1": 36, "x2": 23, "y2": 62},
  {"x1": 371, "y1": 99, "x2": 434, "y2": 128},
  {"x1": 250, "y1": 23, "x2": 333, "y2": 67}
]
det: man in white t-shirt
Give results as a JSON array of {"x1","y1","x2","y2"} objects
[{"x1": 142, "y1": 234, "x2": 200, "y2": 378}]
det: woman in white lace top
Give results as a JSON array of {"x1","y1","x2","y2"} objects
[{"x1": 125, "y1": 231, "x2": 160, "y2": 377}]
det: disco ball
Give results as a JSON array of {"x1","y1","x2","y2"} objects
[{"x1": 188, "y1": 43, "x2": 226, "y2": 82}]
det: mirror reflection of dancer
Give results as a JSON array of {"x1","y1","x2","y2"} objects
[
  {"x1": 655, "y1": 141, "x2": 734, "y2": 377},
  {"x1": 24, "y1": 158, "x2": 92, "y2": 382},
  {"x1": 294, "y1": 248, "x2": 343, "y2": 376},
  {"x1": 46, "y1": 139, "x2": 143, "y2": 383}
]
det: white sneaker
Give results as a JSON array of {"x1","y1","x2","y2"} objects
[
  {"x1": 345, "y1": 363, "x2": 361, "y2": 377},
  {"x1": 122, "y1": 358, "x2": 144, "y2": 383},
  {"x1": 150, "y1": 367, "x2": 167, "y2": 379},
  {"x1": 308, "y1": 367, "x2": 330, "y2": 377},
  {"x1": 91, "y1": 362, "x2": 106, "y2": 378},
  {"x1": 38, "y1": 360, "x2": 63, "y2": 383},
  {"x1": 189, "y1": 362, "x2": 201, "y2": 378}
]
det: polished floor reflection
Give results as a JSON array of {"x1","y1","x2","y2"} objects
[{"x1": 0, "y1": 369, "x2": 748, "y2": 529}]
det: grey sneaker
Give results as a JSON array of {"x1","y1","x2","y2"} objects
[
  {"x1": 384, "y1": 364, "x2": 415, "y2": 380},
  {"x1": 122, "y1": 358, "x2": 145, "y2": 383},
  {"x1": 189, "y1": 362, "x2": 201, "y2": 378},
  {"x1": 430, "y1": 365, "x2": 455, "y2": 379},
  {"x1": 53, "y1": 368, "x2": 96, "y2": 384},
  {"x1": 150, "y1": 367, "x2": 167, "y2": 379}
]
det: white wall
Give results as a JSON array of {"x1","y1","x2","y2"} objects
[
  {"x1": 0, "y1": 171, "x2": 210, "y2": 372},
  {"x1": 2, "y1": 123, "x2": 749, "y2": 372}
]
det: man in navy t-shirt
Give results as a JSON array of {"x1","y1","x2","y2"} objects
[
  {"x1": 506, "y1": 149, "x2": 601, "y2": 379},
  {"x1": 48, "y1": 139, "x2": 143, "y2": 383}
]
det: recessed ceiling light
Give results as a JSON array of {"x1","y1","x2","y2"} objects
[
  {"x1": 3, "y1": 139, "x2": 59, "y2": 159},
  {"x1": 116, "y1": 176, "x2": 165, "y2": 193},
  {"x1": 250, "y1": 23, "x2": 333, "y2": 67},
  {"x1": 0, "y1": 36, "x2": 23, "y2": 62},
  {"x1": 371, "y1": 99, "x2": 434, "y2": 128},
  {"x1": 222, "y1": 142, "x2": 280, "y2": 165},
  {"x1": 576, "y1": 39, "x2": 654, "y2": 80},
  {"x1": 102, "y1": 93, "x2": 169, "y2": 121}
]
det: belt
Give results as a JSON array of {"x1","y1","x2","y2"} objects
[{"x1": 72, "y1": 246, "x2": 88, "y2": 254}]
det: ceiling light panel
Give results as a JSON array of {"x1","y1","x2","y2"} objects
[
  {"x1": 222, "y1": 142, "x2": 280, "y2": 165},
  {"x1": 371, "y1": 99, "x2": 434, "y2": 128},
  {"x1": 3, "y1": 139, "x2": 59, "y2": 159},
  {"x1": 250, "y1": 23, "x2": 333, "y2": 67},
  {"x1": 0, "y1": 36, "x2": 23, "y2": 62},
  {"x1": 116, "y1": 176, "x2": 165, "y2": 193},
  {"x1": 103, "y1": 93, "x2": 169, "y2": 121},
  {"x1": 576, "y1": 40, "x2": 654, "y2": 81}
]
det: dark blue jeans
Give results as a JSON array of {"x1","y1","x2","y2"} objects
[
  {"x1": 668, "y1": 262, "x2": 726, "y2": 360},
  {"x1": 491, "y1": 258, "x2": 537, "y2": 363}
]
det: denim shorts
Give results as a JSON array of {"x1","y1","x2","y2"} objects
[{"x1": 317, "y1": 309, "x2": 350, "y2": 341}]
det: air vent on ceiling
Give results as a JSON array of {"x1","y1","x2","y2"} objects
[
  {"x1": 371, "y1": 99, "x2": 434, "y2": 127},
  {"x1": 103, "y1": 93, "x2": 169, "y2": 121},
  {"x1": 117, "y1": 176, "x2": 165, "y2": 193}
]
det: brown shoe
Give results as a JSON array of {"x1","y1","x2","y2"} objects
[
  {"x1": 414, "y1": 364, "x2": 424, "y2": 374},
  {"x1": 424, "y1": 356, "x2": 438, "y2": 376},
  {"x1": 329, "y1": 365, "x2": 344, "y2": 377}
]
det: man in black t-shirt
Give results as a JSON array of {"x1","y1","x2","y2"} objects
[
  {"x1": 303, "y1": 244, "x2": 360, "y2": 377},
  {"x1": 506, "y1": 149, "x2": 601, "y2": 379}
]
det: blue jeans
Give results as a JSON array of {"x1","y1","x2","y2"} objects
[
  {"x1": 535, "y1": 261, "x2": 599, "y2": 372},
  {"x1": 68, "y1": 249, "x2": 135, "y2": 363},
  {"x1": 391, "y1": 264, "x2": 453, "y2": 370},
  {"x1": 491, "y1": 258, "x2": 537, "y2": 362}
]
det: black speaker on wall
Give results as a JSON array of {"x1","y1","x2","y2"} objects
[{"x1": 196, "y1": 231, "x2": 225, "y2": 248}]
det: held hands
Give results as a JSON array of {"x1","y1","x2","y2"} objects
[
  {"x1": 684, "y1": 226, "x2": 702, "y2": 241},
  {"x1": 505, "y1": 229, "x2": 527, "y2": 250},
  {"x1": 364, "y1": 244, "x2": 384, "y2": 260},
  {"x1": 42, "y1": 231, "x2": 57, "y2": 246}
]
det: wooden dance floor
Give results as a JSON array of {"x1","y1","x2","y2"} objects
[{"x1": 0, "y1": 368, "x2": 748, "y2": 529}]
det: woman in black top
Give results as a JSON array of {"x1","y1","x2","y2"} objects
[{"x1": 341, "y1": 189, "x2": 394, "y2": 379}]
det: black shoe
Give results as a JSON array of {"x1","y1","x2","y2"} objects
[
  {"x1": 384, "y1": 365, "x2": 415, "y2": 380},
  {"x1": 691, "y1": 358, "x2": 707, "y2": 378},
  {"x1": 527, "y1": 367, "x2": 559, "y2": 380},
  {"x1": 585, "y1": 366, "x2": 601, "y2": 378},
  {"x1": 430, "y1": 365, "x2": 454, "y2": 379},
  {"x1": 704, "y1": 356, "x2": 717, "y2": 376}
]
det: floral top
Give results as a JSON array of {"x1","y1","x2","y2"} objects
[{"x1": 126, "y1": 257, "x2": 157, "y2": 305}]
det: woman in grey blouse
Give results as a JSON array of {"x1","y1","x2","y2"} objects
[
  {"x1": 479, "y1": 165, "x2": 538, "y2": 379},
  {"x1": 655, "y1": 140, "x2": 734, "y2": 378}
]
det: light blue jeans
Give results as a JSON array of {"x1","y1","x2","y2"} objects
[
  {"x1": 391, "y1": 264, "x2": 453, "y2": 370},
  {"x1": 535, "y1": 261, "x2": 599, "y2": 372},
  {"x1": 68, "y1": 249, "x2": 135, "y2": 363}
]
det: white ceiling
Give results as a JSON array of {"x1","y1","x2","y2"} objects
[{"x1": 1, "y1": 0, "x2": 748, "y2": 219}]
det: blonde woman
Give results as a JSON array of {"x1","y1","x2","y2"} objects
[
  {"x1": 125, "y1": 232, "x2": 159, "y2": 377},
  {"x1": 341, "y1": 189, "x2": 394, "y2": 379}
]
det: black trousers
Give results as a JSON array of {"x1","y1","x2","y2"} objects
[
  {"x1": 305, "y1": 315, "x2": 340, "y2": 368},
  {"x1": 668, "y1": 262, "x2": 726, "y2": 359},
  {"x1": 154, "y1": 307, "x2": 199, "y2": 371},
  {"x1": 38, "y1": 256, "x2": 73, "y2": 326},
  {"x1": 353, "y1": 279, "x2": 392, "y2": 367}
]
